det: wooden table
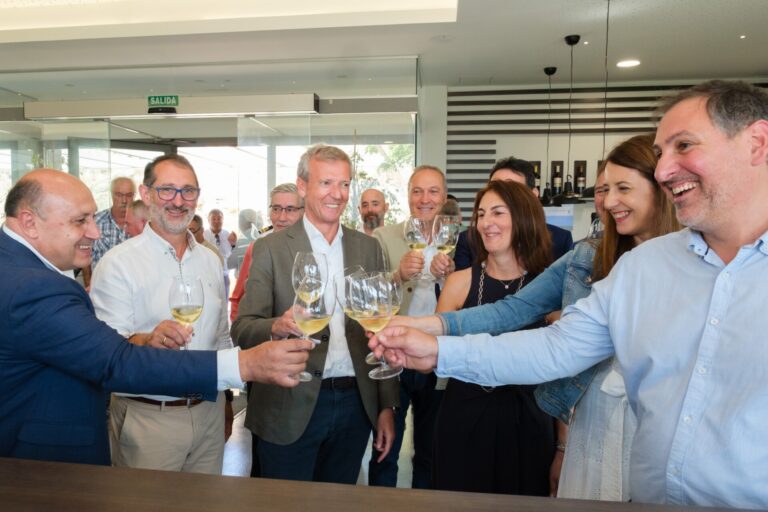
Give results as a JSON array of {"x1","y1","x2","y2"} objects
[{"x1": 0, "y1": 457, "x2": 745, "y2": 512}]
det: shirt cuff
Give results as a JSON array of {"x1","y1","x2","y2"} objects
[{"x1": 216, "y1": 346, "x2": 244, "y2": 390}]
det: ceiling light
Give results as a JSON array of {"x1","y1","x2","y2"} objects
[
  {"x1": 583, "y1": 41, "x2": 589, "y2": 45},
  {"x1": 740, "y1": 34, "x2": 746, "y2": 39},
  {"x1": 617, "y1": 59, "x2": 640, "y2": 68}
]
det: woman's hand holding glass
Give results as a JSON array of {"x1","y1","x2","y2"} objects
[{"x1": 430, "y1": 214, "x2": 460, "y2": 279}]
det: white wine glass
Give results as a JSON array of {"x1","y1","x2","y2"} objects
[
  {"x1": 432, "y1": 214, "x2": 461, "y2": 256},
  {"x1": 339, "y1": 265, "x2": 366, "y2": 317},
  {"x1": 403, "y1": 216, "x2": 431, "y2": 281},
  {"x1": 292, "y1": 277, "x2": 334, "y2": 382},
  {"x1": 364, "y1": 271, "x2": 403, "y2": 365},
  {"x1": 292, "y1": 252, "x2": 327, "y2": 292},
  {"x1": 352, "y1": 273, "x2": 403, "y2": 380},
  {"x1": 169, "y1": 276, "x2": 204, "y2": 350}
]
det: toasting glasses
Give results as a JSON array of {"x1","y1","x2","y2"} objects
[{"x1": 347, "y1": 272, "x2": 403, "y2": 380}]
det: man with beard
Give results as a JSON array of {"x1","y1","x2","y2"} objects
[
  {"x1": 358, "y1": 188, "x2": 388, "y2": 235},
  {"x1": 91, "y1": 154, "x2": 233, "y2": 474}
]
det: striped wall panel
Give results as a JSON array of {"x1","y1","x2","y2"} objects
[{"x1": 445, "y1": 82, "x2": 767, "y2": 215}]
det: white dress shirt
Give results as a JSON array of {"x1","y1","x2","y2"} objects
[
  {"x1": 406, "y1": 244, "x2": 438, "y2": 317},
  {"x1": 91, "y1": 222, "x2": 238, "y2": 400},
  {"x1": 303, "y1": 216, "x2": 355, "y2": 378}
]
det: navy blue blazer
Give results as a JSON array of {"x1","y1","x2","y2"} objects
[
  {"x1": 454, "y1": 224, "x2": 574, "y2": 271},
  {"x1": 0, "y1": 230, "x2": 219, "y2": 465}
]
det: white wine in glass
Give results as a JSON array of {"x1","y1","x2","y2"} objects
[
  {"x1": 169, "y1": 276, "x2": 204, "y2": 350},
  {"x1": 403, "y1": 216, "x2": 431, "y2": 281},
  {"x1": 354, "y1": 273, "x2": 403, "y2": 379},
  {"x1": 292, "y1": 277, "x2": 334, "y2": 382},
  {"x1": 433, "y1": 215, "x2": 461, "y2": 256}
]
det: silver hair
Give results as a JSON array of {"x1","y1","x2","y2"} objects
[
  {"x1": 270, "y1": 182, "x2": 304, "y2": 207},
  {"x1": 110, "y1": 176, "x2": 135, "y2": 194},
  {"x1": 296, "y1": 144, "x2": 354, "y2": 181}
]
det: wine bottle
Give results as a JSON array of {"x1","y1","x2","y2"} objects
[
  {"x1": 551, "y1": 161, "x2": 563, "y2": 196},
  {"x1": 575, "y1": 160, "x2": 587, "y2": 195}
]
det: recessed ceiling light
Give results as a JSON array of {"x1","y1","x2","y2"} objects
[
  {"x1": 384, "y1": 140, "x2": 394, "y2": 144},
  {"x1": 740, "y1": 34, "x2": 747, "y2": 39},
  {"x1": 617, "y1": 59, "x2": 640, "y2": 68},
  {"x1": 583, "y1": 41, "x2": 589, "y2": 45}
]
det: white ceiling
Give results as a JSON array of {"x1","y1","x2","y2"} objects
[{"x1": 0, "y1": 0, "x2": 766, "y2": 107}]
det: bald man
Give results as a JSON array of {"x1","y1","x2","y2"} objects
[
  {"x1": 358, "y1": 188, "x2": 389, "y2": 235},
  {"x1": 0, "y1": 169, "x2": 311, "y2": 466}
]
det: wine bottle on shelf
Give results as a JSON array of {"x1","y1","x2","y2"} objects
[
  {"x1": 575, "y1": 160, "x2": 587, "y2": 196},
  {"x1": 564, "y1": 174, "x2": 574, "y2": 196},
  {"x1": 541, "y1": 182, "x2": 553, "y2": 206},
  {"x1": 551, "y1": 161, "x2": 564, "y2": 196},
  {"x1": 532, "y1": 161, "x2": 542, "y2": 192}
]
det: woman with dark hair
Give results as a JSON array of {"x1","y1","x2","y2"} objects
[
  {"x1": 431, "y1": 179, "x2": 554, "y2": 495},
  {"x1": 391, "y1": 133, "x2": 681, "y2": 500}
]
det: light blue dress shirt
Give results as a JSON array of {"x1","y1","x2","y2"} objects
[{"x1": 437, "y1": 228, "x2": 768, "y2": 508}]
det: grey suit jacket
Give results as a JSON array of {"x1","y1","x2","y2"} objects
[{"x1": 231, "y1": 220, "x2": 399, "y2": 445}]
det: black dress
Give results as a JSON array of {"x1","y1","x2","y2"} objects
[{"x1": 432, "y1": 263, "x2": 555, "y2": 495}]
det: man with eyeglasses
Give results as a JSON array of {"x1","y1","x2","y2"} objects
[
  {"x1": 90, "y1": 154, "x2": 236, "y2": 474},
  {"x1": 80, "y1": 177, "x2": 136, "y2": 288},
  {"x1": 228, "y1": 182, "x2": 304, "y2": 476},
  {"x1": 205, "y1": 208, "x2": 237, "y2": 298},
  {"x1": 230, "y1": 183, "x2": 303, "y2": 322}
]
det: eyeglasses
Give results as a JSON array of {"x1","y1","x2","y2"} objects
[
  {"x1": 152, "y1": 186, "x2": 200, "y2": 201},
  {"x1": 270, "y1": 205, "x2": 303, "y2": 214},
  {"x1": 113, "y1": 192, "x2": 135, "y2": 200}
]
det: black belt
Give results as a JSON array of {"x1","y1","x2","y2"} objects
[
  {"x1": 320, "y1": 376, "x2": 357, "y2": 389},
  {"x1": 126, "y1": 396, "x2": 202, "y2": 407}
]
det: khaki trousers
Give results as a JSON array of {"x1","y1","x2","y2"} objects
[{"x1": 109, "y1": 393, "x2": 225, "y2": 474}]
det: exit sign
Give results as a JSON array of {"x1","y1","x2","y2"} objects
[{"x1": 148, "y1": 95, "x2": 179, "y2": 107}]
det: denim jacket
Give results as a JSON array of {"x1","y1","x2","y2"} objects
[{"x1": 439, "y1": 239, "x2": 600, "y2": 423}]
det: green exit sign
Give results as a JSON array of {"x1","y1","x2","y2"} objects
[{"x1": 148, "y1": 95, "x2": 179, "y2": 107}]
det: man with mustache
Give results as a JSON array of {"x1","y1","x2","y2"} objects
[
  {"x1": 358, "y1": 188, "x2": 388, "y2": 235},
  {"x1": 90, "y1": 154, "x2": 235, "y2": 474}
]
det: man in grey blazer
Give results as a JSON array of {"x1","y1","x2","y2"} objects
[{"x1": 231, "y1": 144, "x2": 398, "y2": 484}]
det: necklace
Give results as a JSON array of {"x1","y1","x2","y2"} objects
[{"x1": 477, "y1": 262, "x2": 526, "y2": 306}]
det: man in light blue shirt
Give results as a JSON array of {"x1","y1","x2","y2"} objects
[{"x1": 370, "y1": 80, "x2": 768, "y2": 509}]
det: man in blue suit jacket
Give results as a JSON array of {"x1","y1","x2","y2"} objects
[{"x1": 0, "y1": 169, "x2": 311, "y2": 466}]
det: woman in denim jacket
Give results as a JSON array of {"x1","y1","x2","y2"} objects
[{"x1": 392, "y1": 134, "x2": 680, "y2": 500}]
